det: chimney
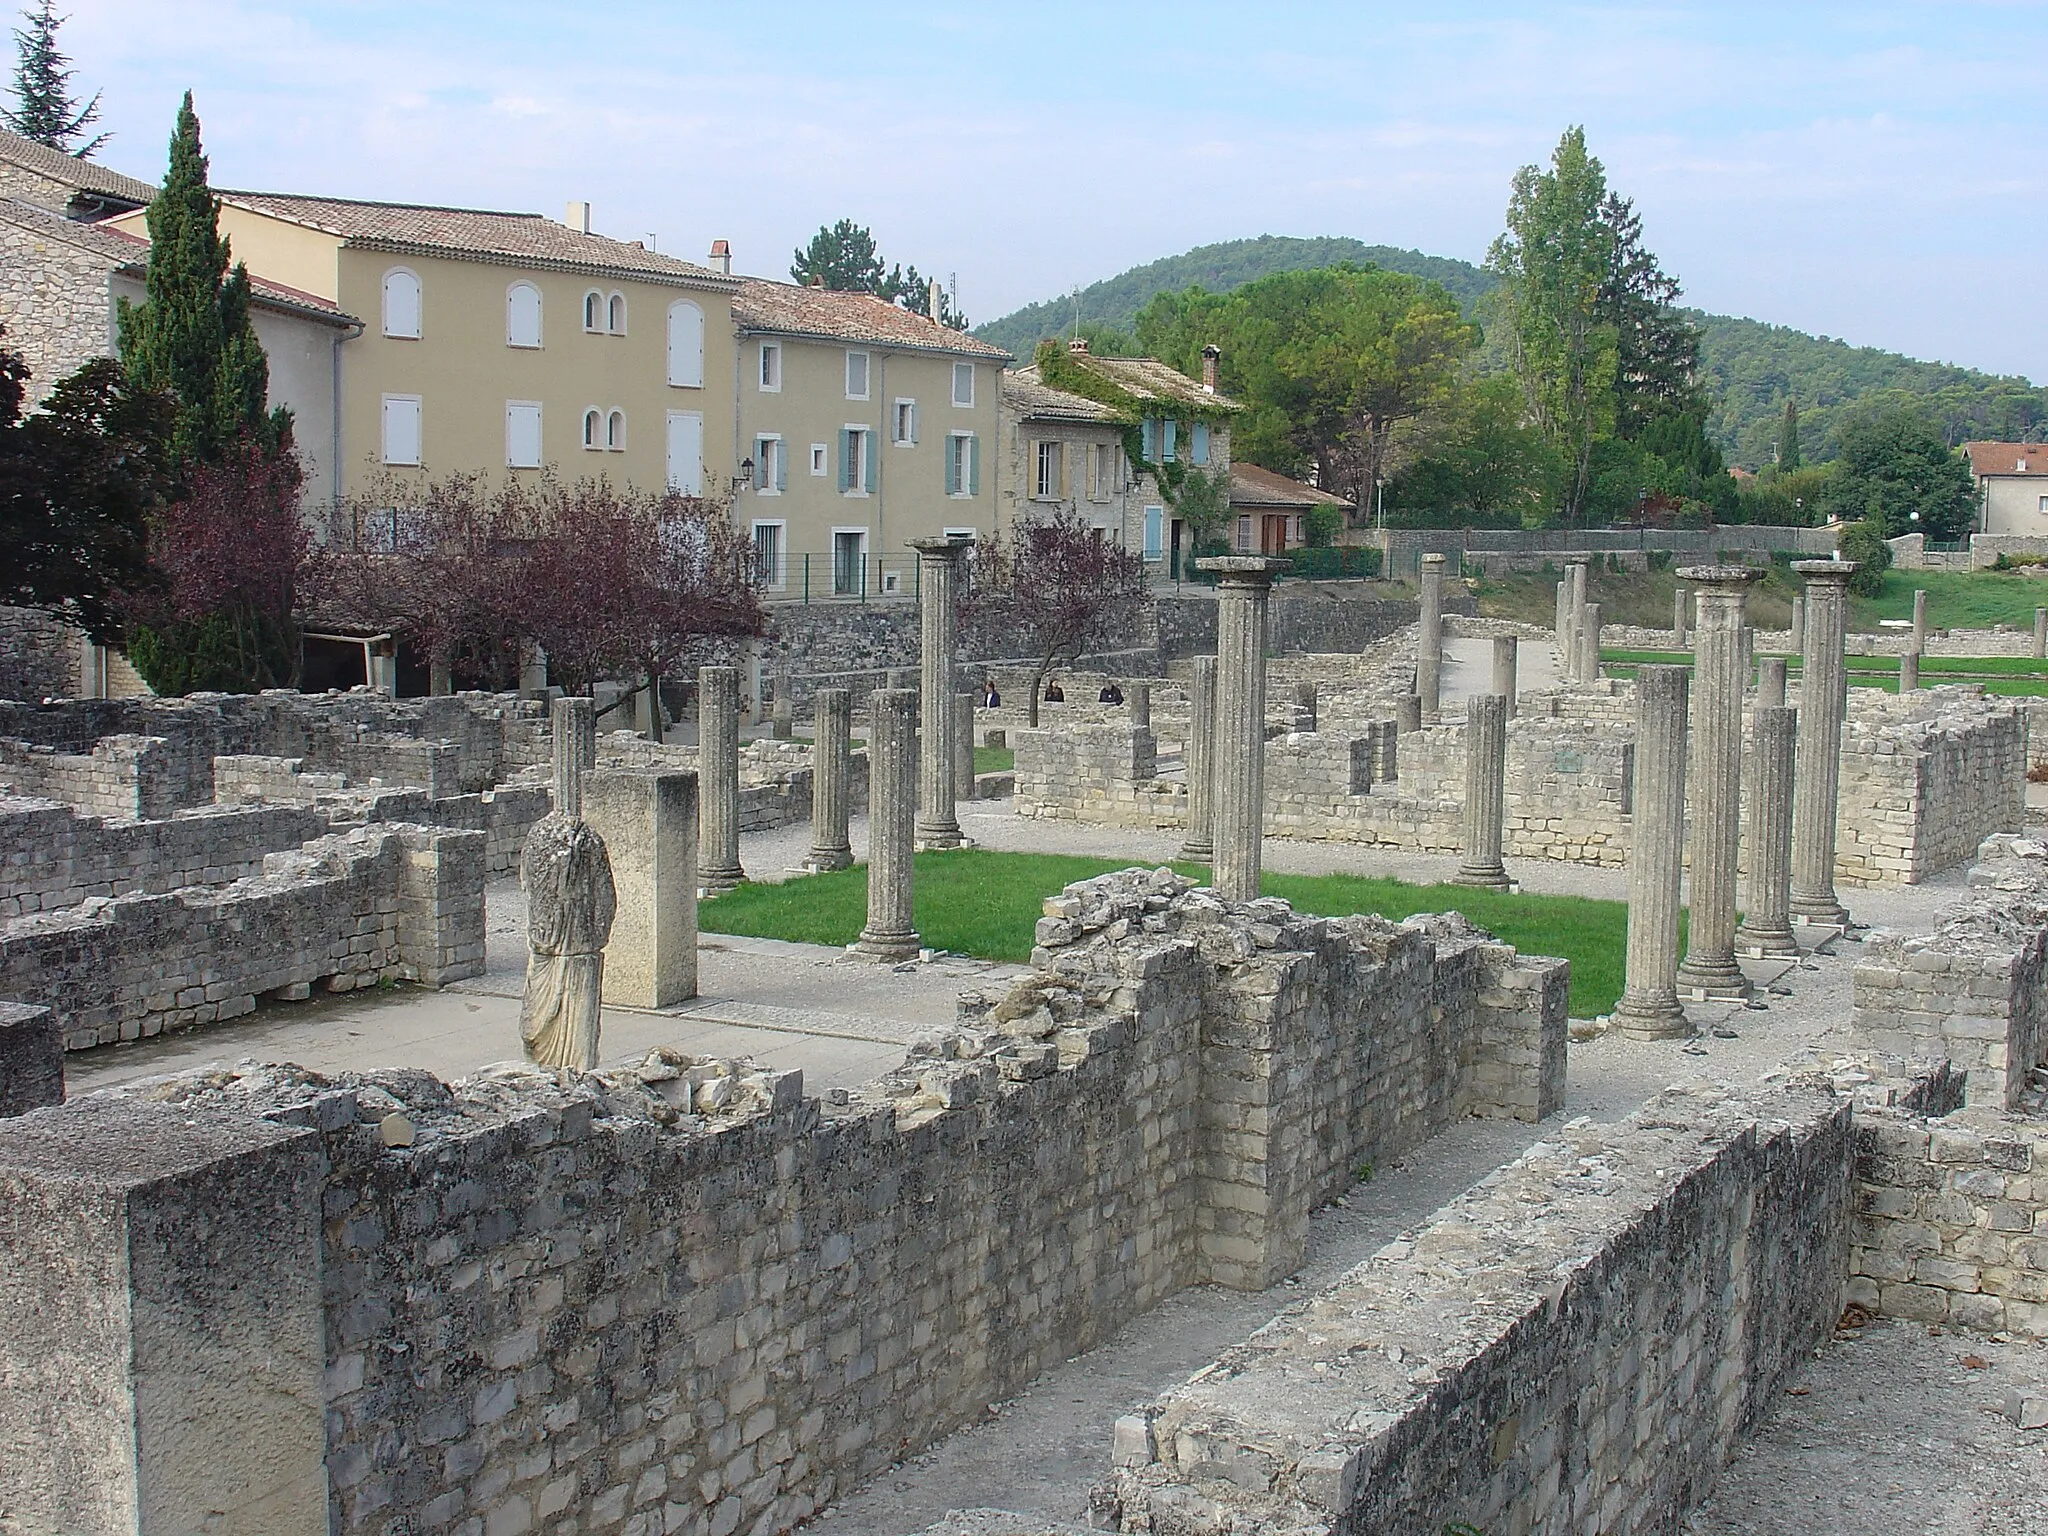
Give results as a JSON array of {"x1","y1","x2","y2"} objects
[
  {"x1": 565, "y1": 200, "x2": 592, "y2": 234},
  {"x1": 928, "y1": 277, "x2": 944, "y2": 321},
  {"x1": 1068, "y1": 337, "x2": 1090, "y2": 355},
  {"x1": 1201, "y1": 344, "x2": 1221, "y2": 395},
  {"x1": 709, "y1": 239, "x2": 732, "y2": 277}
]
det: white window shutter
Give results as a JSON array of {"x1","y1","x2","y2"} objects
[
  {"x1": 506, "y1": 402, "x2": 542, "y2": 467},
  {"x1": 666, "y1": 302, "x2": 704, "y2": 387},
  {"x1": 382, "y1": 396, "x2": 421, "y2": 465}
]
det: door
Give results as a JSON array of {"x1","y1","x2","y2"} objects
[
  {"x1": 666, "y1": 410, "x2": 704, "y2": 495},
  {"x1": 1262, "y1": 515, "x2": 1289, "y2": 554},
  {"x1": 832, "y1": 530, "x2": 866, "y2": 596}
]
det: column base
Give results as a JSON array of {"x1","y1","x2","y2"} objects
[
  {"x1": 1177, "y1": 839, "x2": 1215, "y2": 863},
  {"x1": 1674, "y1": 957, "x2": 1752, "y2": 1001},
  {"x1": 1734, "y1": 922, "x2": 1800, "y2": 959},
  {"x1": 1611, "y1": 994, "x2": 1692, "y2": 1039},
  {"x1": 915, "y1": 834, "x2": 973, "y2": 852},
  {"x1": 699, "y1": 865, "x2": 745, "y2": 895},
  {"x1": 914, "y1": 819, "x2": 966, "y2": 849},
  {"x1": 1790, "y1": 896, "x2": 1851, "y2": 928},
  {"x1": 802, "y1": 848, "x2": 853, "y2": 873},
  {"x1": 851, "y1": 930, "x2": 921, "y2": 961},
  {"x1": 1452, "y1": 864, "x2": 1510, "y2": 891}
]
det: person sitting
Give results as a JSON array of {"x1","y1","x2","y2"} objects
[
  {"x1": 1043, "y1": 680, "x2": 1065, "y2": 704},
  {"x1": 982, "y1": 681, "x2": 1001, "y2": 708},
  {"x1": 1099, "y1": 682, "x2": 1125, "y2": 706}
]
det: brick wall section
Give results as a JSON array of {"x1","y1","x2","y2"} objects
[
  {"x1": 1099, "y1": 1082, "x2": 1856, "y2": 1536},
  {"x1": 1849, "y1": 1106, "x2": 2048, "y2": 1338},
  {"x1": 0, "y1": 1002, "x2": 60, "y2": 1117},
  {"x1": 0, "y1": 823, "x2": 484, "y2": 1050},
  {"x1": 0, "y1": 732, "x2": 189, "y2": 819},
  {"x1": 1014, "y1": 724, "x2": 1178, "y2": 828}
]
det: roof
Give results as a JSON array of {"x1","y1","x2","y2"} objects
[
  {"x1": 215, "y1": 192, "x2": 736, "y2": 289},
  {"x1": 0, "y1": 127, "x2": 154, "y2": 210},
  {"x1": 732, "y1": 279, "x2": 1012, "y2": 360},
  {"x1": 1000, "y1": 370, "x2": 1121, "y2": 424},
  {"x1": 1964, "y1": 441, "x2": 2048, "y2": 478},
  {"x1": 0, "y1": 196, "x2": 355, "y2": 327},
  {"x1": 1228, "y1": 462, "x2": 1354, "y2": 511},
  {"x1": 1056, "y1": 352, "x2": 1242, "y2": 412}
]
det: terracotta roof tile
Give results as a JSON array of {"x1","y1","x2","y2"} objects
[
  {"x1": 0, "y1": 127, "x2": 154, "y2": 208},
  {"x1": 732, "y1": 279, "x2": 1011, "y2": 360},
  {"x1": 1000, "y1": 370, "x2": 1120, "y2": 423},
  {"x1": 1964, "y1": 441, "x2": 2048, "y2": 477},
  {"x1": 1062, "y1": 352, "x2": 1242, "y2": 412},
  {"x1": 1229, "y1": 462, "x2": 1354, "y2": 510}
]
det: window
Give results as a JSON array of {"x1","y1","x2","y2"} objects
[
  {"x1": 839, "y1": 427, "x2": 873, "y2": 494},
  {"x1": 1143, "y1": 505, "x2": 1164, "y2": 561},
  {"x1": 381, "y1": 394, "x2": 421, "y2": 465},
  {"x1": 381, "y1": 269, "x2": 421, "y2": 339},
  {"x1": 666, "y1": 301, "x2": 704, "y2": 387},
  {"x1": 582, "y1": 408, "x2": 603, "y2": 450},
  {"x1": 810, "y1": 442, "x2": 828, "y2": 476},
  {"x1": 845, "y1": 350, "x2": 870, "y2": 400},
  {"x1": 1162, "y1": 419, "x2": 1178, "y2": 464},
  {"x1": 1034, "y1": 440, "x2": 1065, "y2": 500},
  {"x1": 1234, "y1": 514, "x2": 1253, "y2": 552},
  {"x1": 607, "y1": 292, "x2": 627, "y2": 334},
  {"x1": 2038, "y1": 494, "x2": 2047, "y2": 514},
  {"x1": 832, "y1": 528, "x2": 868, "y2": 597},
  {"x1": 583, "y1": 291, "x2": 605, "y2": 332},
  {"x1": 753, "y1": 435, "x2": 787, "y2": 494},
  {"x1": 751, "y1": 520, "x2": 786, "y2": 589},
  {"x1": 893, "y1": 399, "x2": 917, "y2": 445},
  {"x1": 506, "y1": 401, "x2": 542, "y2": 468},
  {"x1": 759, "y1": 342, "x2": 782, "y2": 391},
  {"x1": 1191, "y1": 421, "x2": 1210, "y2": 466},
  {"x1": 506, "y1": 282, "x2": 542, "y2": 348},
  {"x1": 952, "y1": 362, "x2": 974, "y2": 407},
  {"x1": 607, "y1": 409, "x2": 626, "y2": 451},
  {"x1": 945, "y1": 432, "x2": 979, "y2": 497},
  {"x1": 1087, "y1": 443, "x2": 1106, "y2": 501},
  {"x1": 665, "y1": 411, "x2": 704, "y2": 494}
]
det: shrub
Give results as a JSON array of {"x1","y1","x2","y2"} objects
[{"x1": 1836, "y1": 518, "x2": 1893, "y2": 596}]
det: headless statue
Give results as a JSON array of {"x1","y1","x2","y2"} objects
[{"x1": 519, "y1": 812, "x2": 615, "y2": 1071}]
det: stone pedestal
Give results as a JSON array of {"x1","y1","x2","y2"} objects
[
  {"x1": 854, "y1": 688, "x2": 920, "y2": 959},
  {"x1": 1293, "y1": 682, "x2": 1317, "y2": 730},
  {"x1": 1912, "y1": 588, "x2": 1928, "y2": 652},
  {"x1": 1454, "y1": 694, "x2": 1510, "y2": 890},
  {"x1": 1199, "y1": 557, "x2": 1287, "y2": 901},
  {"x1": 586, "y1": 768, "x2": 698, "y2": 1008},
  {"x1": 1417, "y1": 552, "x2": 1445, "y2": 718},
  {"x1": 1675, "y1": 565, "x2": 1761, "y2": 1001},
  {"x1": 1565, "y1": 561, "x2": 1589, "y2": 681},
  {"x1": 551, "y1": 695, "x2": 596, "y2": 819},
  {"x1": 430, "y1": 656, "x2": 452, "y2": 697},
  {"x1": 805, "y1": 689, "x2": 854, "y2": 871},
  {"x1": 1757, "y1": 655, "x2": 1787, "y2": 709},
  {"x1": 1129, "y1": 680, "x2": 1152, "y2": 729},
  {"x1": 696, "y1": 665, "x2": 744, "y2": 891},
  {"x1": 1790, "y1": 561, "x2": 1855, "y2": 927},
  {"x1": 772, "y1": 674, "x2": 793, "y2": 741},
  {"x1": 1613, "y1": 665, "x2": 1691, "y2": 1037},
  {"x1": 1492, "y1": 636, "x2": 1519, "y2": 718},
  {"x1": 1371, "y1": 719, "x2": 1399, "y2": 783},
  {"x1": 954, "y1": 693, "x2": 976, "y2": 803},
  {"x1": 1900, "y1": 648, "x2": 1920, "y2": 693},
  {"x1": 1789, "y1": 596, "x2": 1806, "y2": 655},
  {"x1": 1179, "y1": 656, "x2": 1218, "y2": 863},
  {"x1": 1735, "y1": 704, "x2": 1799, "y2": 958},
  {"x1": 1672, "y1": 586, "x2": 1688, "y2": 646},
  {"x1": 911, "y1": 537, "x2": 969, "y2": 849},
  {"x1": 1575, "y1": 602, "x2": 1602, "y2": 683},
  {"x1": 1395, "y1": 694, "x2": 1422, "y2": 733}
]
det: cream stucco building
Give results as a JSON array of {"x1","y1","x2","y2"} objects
[{"x1": 1965, "y1": 441, "x2": 2048, "y2": 536}]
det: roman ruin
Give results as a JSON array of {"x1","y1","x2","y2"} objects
[{"x1": 1675, "y1": 566, "x2": 1760, "y2": 1001}]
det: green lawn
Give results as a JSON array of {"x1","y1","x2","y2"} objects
[
  {"x1": 701, "y1": 849, "x2": 1631, "y2": 1016},
  {"x1": 1601, "y1": 646, "x2": 2048, "y2": 696},
  {"x1": 974, "y1": 745, "x2": 1015, "y2": 774},
  {"x1": 1852, "y1": 569, "x2": 2048, "y2": 630}
]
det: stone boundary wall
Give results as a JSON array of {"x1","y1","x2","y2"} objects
[
  {"x1": 0, "y1": 872, "x2": 1564, "y2": 1536},
  {"x1": 1099, "y1": 1081, "x2": 1856, "y2": 1536},
  {"x1": 0, "y1": 732, "x2": 186, "y2": 819},
  {"x1": 1368, "y1": 523, "x2": 1833, "y2": 578},
  {"x1": 0, "y1": 823, "x2": 485, "y2": 1051},
  {"x1": 594, "y1": 735, "x2": 872, "y2": 833},
  {"x1": 0, "y1": 796, "x2": 327, "y2": 918},
  {"x1": 0, "y1": 605, "x2": 79, "y2": 702}
]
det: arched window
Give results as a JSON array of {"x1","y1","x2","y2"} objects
[
  {"x1": 583, "y1": 408, "x2": 603, "y2": 449},
  {"x1": 583, "y1": 291, "x2": 604, "y2": 332},
  {"x1": 607, "y1": 409, "x2": 626, "y2": 451},
  {"x1": 382, "y1": 268, "x2": 421, "y2": 339},
  {"x1": 606, "y1": 292, "x2": 627, "y2": 335},
  {"x1": 666, "y1": 300, "x2": 704, "y2": 387},
  {"x1": 506, "y1": 282, "x2": 542, "y2": 348}
]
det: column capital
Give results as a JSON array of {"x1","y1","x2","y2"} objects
[
  {"x1": 1676, "y1": 564, "x2": 1764, "y2": 589},
  {"x1": 1792, "y1": 558, "x2": 1858, "y2": 585},
  {"x1": 1197, "y1": 555, "x2": 1290, "y2": 589},
  {"x1": 909, "y1": 535, "x2": 973, "y2": 565}
]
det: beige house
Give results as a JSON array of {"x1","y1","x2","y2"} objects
[
  {"x1": 998, "y1": 370, "x2": 1152, "y2": 552},
  {"x1": 730, "y1": 278, "x2": 1010, "y2": 600},
  {"x1": 1964, "y1": 441, "x2": 2048, "y2": 535},
  {"x1": 107, "y1": 194, "x2": 740, "y2": 513}
]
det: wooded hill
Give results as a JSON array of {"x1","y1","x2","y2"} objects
[{"x1": 975, "y1": 236, "x2": 2048, "y2": 467}]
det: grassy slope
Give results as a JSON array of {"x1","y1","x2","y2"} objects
[{"x1": 702, "y1": 850, "x2": 1630, "y2": 1016}]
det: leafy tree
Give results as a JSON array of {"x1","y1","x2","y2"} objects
[
  {"x1": 1385, "y1": 372, "x2": 1555, "y2": 528},
  {"x1": 963, "y1": 511, "x2": 1150, "y2": 727},
  {"x1": 116, "y1": 92, "x2": 288, "y2": 465},
  {"x1": 1836, "y1": 517, "x2": 1893, "y2": 596},
  {"x1": 1818, "y1": 405, "x2": 1976, "y2": 541},
  {"x1": 4, "y1": 0, "x2": 104, "y2": 154},
  {"x1": 1776, "y1": 399, "x2": 1801, "y2": 470},
  {"x1": 1735, "y1": 463, "x2": 1833, "y2": 527},
  {"x1": 0, "y1": 336, "x2": 169, "y2": 641},
  {"x1": 1164, "y1": 462, "x2": 1233, "y2": 555}
]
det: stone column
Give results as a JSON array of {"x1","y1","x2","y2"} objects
[
  {"x1": 1555, "y1": 580, "x2": 1570, "y2": 656},
  {"x1": 1293, "y1": 681, "x2": 1318, "y2": 730},
  {"x1": 1417, "y1": 552, "x2": 1445, "y2": 719},
  {"x1": 1565, "y1": 561, "x2": 1589, "y2": 682},
  {"x1": 1790, "y1": 560, "x2": 1855, "y2": 927},
  {"x1": 1735, "y1": 704, "x2": 1799, "y2": 959},
  {"x1": 1178, "y1": 655, "x2": 1218, "y2": 863},
  {"x1": 854, "y1": 688, "x2": 920, "y2": 959},
  {"x1": 1575, "y1": 602, "x2": 1602, "y2": 684},
  {"x1": 1130, "y1": 679, "x2": 1153, "y2": 729},
  {"x1": 551, "y1": 695, "x2": 595, "y2": 819},
  {"x1": 1900, "y1": 648, "x2": 1920, "y2": 693},
  {"x1": 1675, "y1": 565, "x2": 1762, "y2": 1000},
  {"x1": 696, "y1": 665, "x2": 744, "y2": 892},
  {"x1": 1740, "y1": 624, "x2": 1755, "y2": 695},
  {"x1": 911, "y1": 536, "x2": 969, "y2": 849},
  {"x1": 1454, "y1": 693, "x2": 1510, "y2": 890},
  {"x1": 1789, "y1": 595, "x2": 1807, "y2": 655},
  {"x1": 1492, "y1": 635, "x2": 1519, "y2": 718},
  {"x1": 1613, "y1": 664, "x2": 1690, "y2": 1037},
  {"x1": 430, "y1": 656, "x2": 453, "y2": 697},
  {"x1": 1372, "y1": 719, "x2": 1399, "y2": 784},
  {"x1": 2034, "y1": 606, "x2": 2046, "y2": 659},
  {"x1": 1912, "y1": 588, "x2": 1929, "y2": 652},
  {"x1": 804, "y1": 689, "x2": 854, "y2": 871},
  {"x1": 1757, "y1": 655, "x2": 1787, "y2": 709},
  {"x1": 1395, "y1": 693, "x2": 1422, "y2": 733},
  {"x1": 772, "y1": 674, "x2": 793, "y2": 740},
  {"x1": 585, "y1": 768, "x2": 698, "y2": 1008},
  {"x1": 1672, "y1": 586, "x2": 1689, "y2": 647},
  {"x1": 1199, "y1": 557, "x2": 1287, "y2": 901},
  {"x1": 954, "y1": 693, "x2": 976, "y2": 804}
]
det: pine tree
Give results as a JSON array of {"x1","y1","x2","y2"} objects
[
  {"x1": 4, "y1": 1, "x2": 106, "y2": 155},
  {"x1": 116, "y1": 92, "x2": 287, "y2": 465},
  {"x1": 1776, "y1": 398, "x2": 1801, "y2": 470}
]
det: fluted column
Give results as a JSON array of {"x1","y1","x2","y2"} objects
[
  {"x1": 551, "y1": 695, "x2": 595, "y2": 819},
  {"x1": 1675, "y1": 565, "x2": 1761, "y2": 1000},
  {"x1": 911, "y1": 537, "x2": 968, "y2": 848},
  {"x1": 1789, "y1": 596, "x2": 1806, "y2": 655},
  {"x1": 1735, "y1": 703, "x2": 1799, "y2": 958},
  {"x1": 1417, "y1": 552, "x2": 1445, "y2": 719},
  {"x1": 1900, "y1": 648, "x2": 1921, "y2": 693},
  {"x1": 854, "y1": 688, "x2": 920, "y2": 959},
  {"x1": 1790, "y1": 560, "x2": 1855, "y2": 927},
  {"x1": 804, "y1": 688, "x2": 853, "y2": 872},
  {"x1": 1492, "y1": 636, "x2": 1518, "y2": 718},
  {"x1": 696, "y1": 665, "x2": 744, "y2": 891},
  {"x1": 1454, "y1": 693, "x2": 1510, "y2": 890},
  {"x1": 954, "y1": 693, "x2": 977, "y2": 804},
  {"x1": 1199, "y1": 556, "x2": 1287, "y2": 901},
  {"x1": 1613, "y1": 664, "x2": 1690, "y2": 1037},
  {"x1": 1179, "y1": 655, "x2": 1218, "y2": 863},
  {"x1": 1575, "y1": 602, "x2": 1602, "y2": 684}
]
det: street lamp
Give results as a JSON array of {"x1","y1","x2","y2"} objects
[
  {"x1": 737, "y1": 456, "x2": 755, "y2": 491},
  {"x1": 1375, "y1": 477, "x2": 1387, "y2": 531}
]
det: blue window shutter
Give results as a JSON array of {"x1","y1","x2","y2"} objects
[
  {"x1": 1163, "y1": 419, "x2": 1177, "y2": 463},
  {"x1": 1142, "y1": 418, "x2": 1157, "y2": 461},
  {"x1": 1192, "y1": 422, "x2": 1210, "y2": 465},
  {"x1": 863, "y1": 431, "x2": 876, "y2": 494},
  {"x1": 838, "y1": 431, "x2": 850, "y2": 490},
  {"x1": 943, "y1": 437, "x2": 956, "y2": 496},
  {"x1": 775, "y1": 443, "x2": 787, "y2": 491},
  {"x1": 968, "y1": 434, "x2": 980, "y2": 496}
]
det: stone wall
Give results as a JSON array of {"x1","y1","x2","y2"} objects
[
  {"x1": 0, "y1": 1002, "x2": 60, "y2": 1117},
  {"x1": 594, "y1": 734, "x2": 872, "y2": 832},
  {"x1": 0, "y1": 605, "x2": 80, "y2": 701},
  {"x1": 1153, "y1": 589, "x2": 1431, "y2": 660},
  {"x1": 1100, "y1": 1081, "x2": 1856, "y2": 1536},
  {"x1": 0, "y1": 823, "x2": 485, "y2": 1050},
  {"x1": 1836, "y1": 690, "x2": 2026, "y2": 886},
  {"x1": 0, "y1": 732, "x2": 187, "y2": 819},
  {"x1": 0, "y1": 203, "x2": 117, "y2": 402},
  {"x1": 1014, "y1": 724, "x2": 1179, "y2": 829}
]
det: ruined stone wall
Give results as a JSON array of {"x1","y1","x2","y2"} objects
[
  {"x1": 594, "y1": 735, "x2": 871, "y2": 832},
  {"x1": 0, "y1": 796, "x2": 327, "y2": 917},
  {"x1": 0, "y1": 823, "x2": 484, "y2": 1050},
  {"x1": 0, "y1": 731, "x2": 193, "y2": 819},
  {"x1": 1836, "y1": 692, "x2": 2025, "y2": 886},
  {"x1": 0, "y1": 605, "x2": 79, "y2": 701},
  {"x1": 1014, "y1": 724, "x2": 1179, "y2": 829},
  {"x1": 1101, "y1": 1082, "x2": 1855, "y2": 1536}
]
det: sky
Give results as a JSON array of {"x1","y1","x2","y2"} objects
[{"x1": 45, "y1": 1, "x2": 2048, "y2": 379}]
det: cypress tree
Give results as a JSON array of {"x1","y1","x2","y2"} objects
[
  {"x1": 1776, "y1": 398, "x2": 1801, "y2": 470},
  {"x1": 116, "y1": 92, "x2": 287, "y2": 465},
  {"x1": 3, "y1": 1, "x2": 105, "y2": 154}
]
